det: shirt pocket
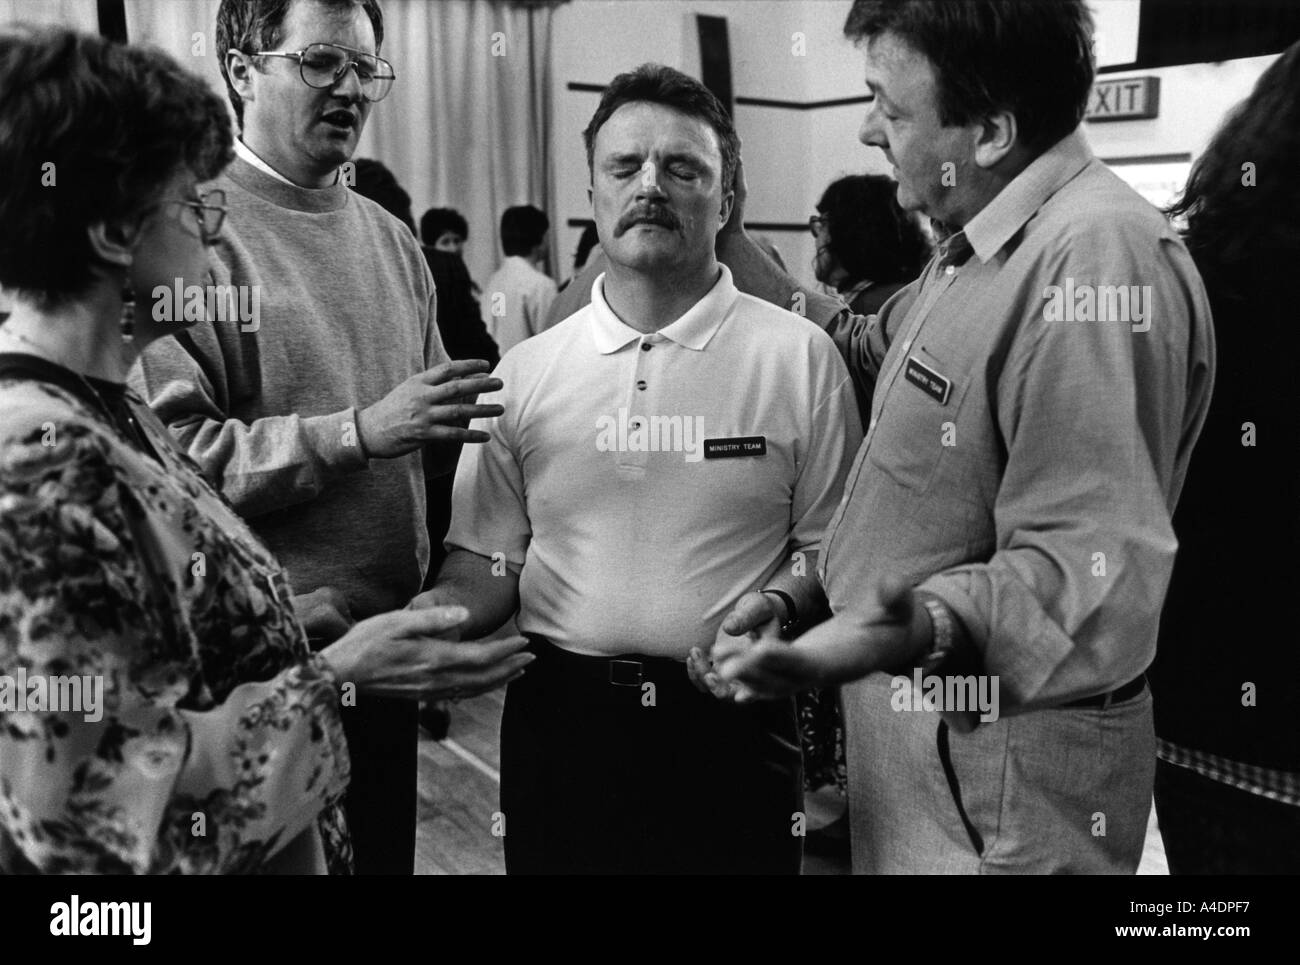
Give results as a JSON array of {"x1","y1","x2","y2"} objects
[{"x1": 867, "y1": 346, "x2": 972, "y2": 497}]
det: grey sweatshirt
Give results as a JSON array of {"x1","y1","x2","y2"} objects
[{"x1": 133, "y1": 156, "x2": 448, "y2": 618}]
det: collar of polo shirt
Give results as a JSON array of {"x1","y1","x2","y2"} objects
[{"x1": 588, "y1": 264, "x2": 738, "y2": 355}]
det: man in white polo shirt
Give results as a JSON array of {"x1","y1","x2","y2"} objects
[{"x1": 414, "y1": 63, "x2": 860, "y2": 874}]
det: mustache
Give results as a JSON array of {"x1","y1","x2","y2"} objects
[{"x1": 616, "y1": 205, "x2": 681, "y2": 235}]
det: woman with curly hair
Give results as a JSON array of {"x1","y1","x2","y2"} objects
[
  {"x1": 1150, "y1": 39, "x2": 1300, "y2": 874},
  {"x1": 0, "y1": 27, "x2": 529, "y2": 874},
  {"x1": 811, "y1": 173, "x2": 931, "y2": 321}
]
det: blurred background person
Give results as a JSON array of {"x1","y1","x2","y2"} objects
[
  {"x1": 422, "y1": 205, "x2": 482, "y2": 299},
  {"x1": 811, "y1": 173, "x2": 930, "y2": 319},
  {"x1": 0, "y1": 25, "x2": 528, "y2": 875},
  {"x1": 354, "y1": 160, "x2": 499, "y2": 365},
  {"x1": 1152, "y1": 37, "x2": 1300, "y2": 875},
  {"x1": 422, "y1": 206, "x2": 469, "y2": 257},
  {"x1": 557, "y1": 221, "x2": 601, "y2": 295},
  {"x1": 572, "y1": 221, "x2": 600, "y2": 274},
  {"x1": 482, "y1": 203, "x2": 557, "y2": 353}
]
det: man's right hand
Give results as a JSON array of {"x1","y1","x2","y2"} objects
[
  {"x1": 320, "y1": 605, "x2": 532, "y2": 701},
  {"x1": 357, "y1": 359, "x2": 504, "y2": 459}
]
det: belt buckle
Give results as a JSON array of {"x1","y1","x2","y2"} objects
[{"x1": 609, "y1": 659, "x2": 643, "y2": 687}]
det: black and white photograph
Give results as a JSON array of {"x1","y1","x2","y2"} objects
[{"x1": 0, "y1": 0, "x2": 1295, "y2": 937}]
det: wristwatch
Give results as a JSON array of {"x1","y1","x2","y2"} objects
[
  {"x1": 918, "y1": 594, "x2": 956, "y2": 674},
  {"x1": 760, "y1": 588, "x2": 800, "y2": 635}
]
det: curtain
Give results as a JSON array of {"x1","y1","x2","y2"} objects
[
  {"x1": 123, "y1": 0, "x2": 226, "y2": 101},
  {"x1": 358, "y1": 0, "x2": 557, "y2": 285}
]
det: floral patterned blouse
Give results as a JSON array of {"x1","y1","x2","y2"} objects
[{"x1": 0, "y1": 358, "x2": 351, "y2": 873}]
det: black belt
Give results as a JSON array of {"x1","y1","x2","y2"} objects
[
  {"x1": 523, "y1": 634, "x2": 680, "y2": 687},
  {"x1": 1061, "y1": 675, "x2": 1146, "y2": 710}
]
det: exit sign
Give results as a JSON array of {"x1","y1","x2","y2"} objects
[{"x1": 1086, "y1": 76, "x2": 1160, "y2": 122}]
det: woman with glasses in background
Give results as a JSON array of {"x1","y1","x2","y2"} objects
[
  {"x1": 0, "y1": 27, "x2": 522, "y2": 874},
  {"x1": 810, "y1": 173, "x2": 931, "y2": 324}
]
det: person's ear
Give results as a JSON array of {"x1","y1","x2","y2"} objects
[
  {"x1": 717, "y1": 188, "x2": 735, "y2": 228},
  {"x1": 226, "y1": 48, "x2": 256, "y2": 110},
  {"x1": 85, "y1": 214, "x2": 145, "y2": 271},
  {"x1": 973, "y1": 110, "x2": 1017, "y2": 169}
]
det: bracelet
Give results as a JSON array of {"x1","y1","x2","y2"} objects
[{"x1": 760, "y1": 588, "x2": 799, "y2": 634}]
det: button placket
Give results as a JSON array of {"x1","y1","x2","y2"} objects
[
  {"x1": 617, "y1": 335, "x2": 661, "y2": 469},
  {"x1": 825, "y1": 268, "x2": 960, "y2": 565}
]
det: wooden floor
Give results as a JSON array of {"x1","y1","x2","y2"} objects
[{"x1": 414, "y1": 691, "x2": 1168, "y2": 875}]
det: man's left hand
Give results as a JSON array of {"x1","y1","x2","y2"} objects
[
  {"x1": 712, "y1": 576, "x2": 928, "y2": 700},
  {"x1": 686, "y1": 590, "x2": 780, "y2": 702}
]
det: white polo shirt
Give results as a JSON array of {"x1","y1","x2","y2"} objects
[{"x1": 447, "y1": 265, "x2": 863, "y2": 658}]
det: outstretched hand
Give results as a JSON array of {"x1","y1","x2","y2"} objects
[
  {"x1": 687, "y1": 590, "x2": 780, "y2": 702},
  {"x1": 712, "y1": 576, "x2": 926, "y2": 701}
]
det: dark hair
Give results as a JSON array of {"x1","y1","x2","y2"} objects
[
  {"x1": 1167, "y1": 39, "x2": 1300, "y2": 307},
  {"x1": 582, "y1": 62, "x2": 740, "y2": 191},
  {"x1": 574, "y1": 222, "x2": 600, "y2": 270},
  {"x1": 817, "y1": 174, "x2": 930, "y2": 285},
  {"x1": 350, "y1": 157, "x2": 413, "y2": 233},
  {"x1": 500, "y1": 205, "x2": 549, "y2": 257},
  {"x1": 217, "y1": 0, "x2": 384, "y2": 128},
  {"x1": 421, "y1": 207, "x2": 468, "y2": 246},
  {"x1": 844, "y1": 0, "x2": 1095, "y2": 155},
  {"x1": 0, "y1": 27, "x2": 233, "y2": 307}
]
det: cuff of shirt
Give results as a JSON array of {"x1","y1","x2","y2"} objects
[
  {"x1": 807, "y1": 291, "x2": 851, "y2": 331},
  {"x1": 916, "y1": 568, "x2": 1074, "y2": 710},
  {"x1": 303, "y1": 407, "x2": 370, "y2": 475}
]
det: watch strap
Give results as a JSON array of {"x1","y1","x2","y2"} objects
[{"x1": 760, "y1": 588, "x2": 799, "y2": 634}]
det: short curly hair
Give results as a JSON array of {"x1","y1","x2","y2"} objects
[{"x1": 0, "y1": 27, "x2": 234, "y2": 308}]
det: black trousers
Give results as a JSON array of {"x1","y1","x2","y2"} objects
[
  {"x1": 500, "y1": 637, "x2": 803, "y2": 874},
  {"x1": 339, "y1": 695, "x2": 418, "y2": 874}
]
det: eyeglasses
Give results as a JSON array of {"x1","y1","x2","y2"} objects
[
  {"x1": 161, "y1": 189, "x2": 227, "y2": 243},
  {"x1": 254, "y1": 42, "x2": 395, "y2": 102},
  {"x1": 808, "y1": 214, "x2": 828, "y2": 236}
]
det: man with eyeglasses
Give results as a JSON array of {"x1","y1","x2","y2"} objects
[{"x1": 134, "y1": 0, "x2": 513, "y2": 875}]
